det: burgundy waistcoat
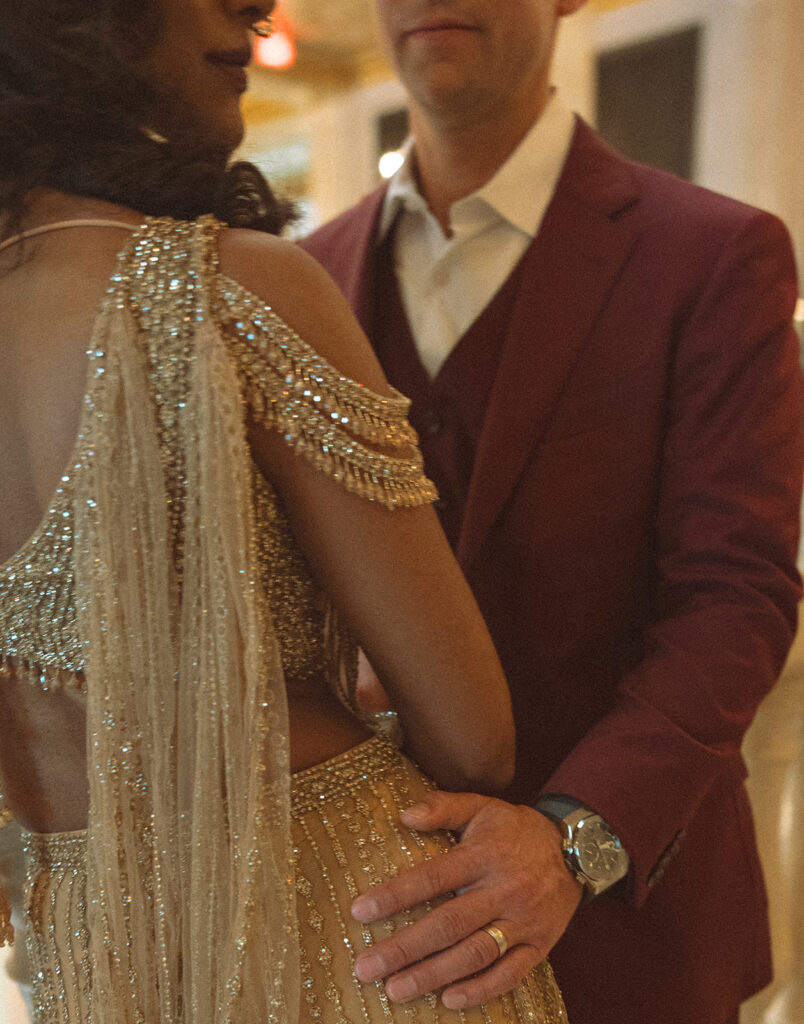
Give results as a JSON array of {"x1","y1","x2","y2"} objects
[{"x1": 370, "y1": 232, "x2": 528, "y2": 550}]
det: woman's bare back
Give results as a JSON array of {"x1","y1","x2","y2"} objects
[
  {"x1": 0, "y1": 202, "x2": 370, "y2": 832},
  {"x1": 0, "y1": 206, "x2": 142, "y2": 830}
]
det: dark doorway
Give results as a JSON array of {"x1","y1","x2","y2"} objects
[
  {"x1": 596, "y1": 25, "x2": 701, "y2": 180},
  {"x1": 377, "y1": 107, "x2": 409, "y2": 161}
]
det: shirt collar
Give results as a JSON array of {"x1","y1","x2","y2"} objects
[
  {"x1": 378, "y1": 137, "x2": 422, "y2": 241},
  {"x1": 378, "y1": 92, "x2": 576, "y2": 243}
]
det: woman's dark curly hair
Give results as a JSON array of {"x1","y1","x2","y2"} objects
[{"x1": 0, "y1": 0, "x2": 293, "y2": 234}]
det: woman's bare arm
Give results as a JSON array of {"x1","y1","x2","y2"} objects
[{"x1": 219, "y1": 230, "x2": 515, "y2": 793}]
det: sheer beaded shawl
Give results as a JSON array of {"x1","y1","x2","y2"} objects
[{"x1": 0, "y1": 216, "x2": 435, "y2": 1022}]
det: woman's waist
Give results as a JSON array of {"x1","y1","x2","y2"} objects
[
  {"x1": 287, "y1": 691, "x2": 372, "y2": 772},
  {"x1": 0, "y1": 685, "x2": 371, "y2": 830},
  {"x1": 19, "y1": 735, "x2": 428, "y2": 850}
]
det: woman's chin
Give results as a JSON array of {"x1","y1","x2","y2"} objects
[{"x1": 199, "y1": 109, "x2": 246, "y2": 153}]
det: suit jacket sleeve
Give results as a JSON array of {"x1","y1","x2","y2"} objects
[{"x1": 540, "y1": 209, "x2": 803, "y2": 906}]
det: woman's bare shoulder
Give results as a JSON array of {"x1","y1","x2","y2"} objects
[{"x1": 216, "y1": 227, "x2": 391, "y2": 396}]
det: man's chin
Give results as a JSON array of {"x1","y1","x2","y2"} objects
[{"x1": 410, "y1": 73, "x2": 486, "y2": 125}]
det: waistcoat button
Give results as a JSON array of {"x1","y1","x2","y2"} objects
[{"x1": 423, "y1": 409, "x2": 444, "y2": 436}]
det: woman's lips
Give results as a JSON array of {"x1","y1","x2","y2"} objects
[{"x1": 206, "y1": 50, "x2": 251, "y2": 92}]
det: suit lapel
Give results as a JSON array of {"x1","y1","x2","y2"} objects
[
  {"x1": 457, "y1": 122, "x2": 643, "y2": 569},
  {"x1": 311, "y1": 188, "x2": 387, "y2": 337}
]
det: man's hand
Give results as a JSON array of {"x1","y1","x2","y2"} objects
[{"x1": 351, "y1": 791, "x2": 582, "y2": 1009}]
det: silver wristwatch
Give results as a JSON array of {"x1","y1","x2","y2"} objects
[{"x1": 535, "y1": 795, "x2": 630, "y2": 898}]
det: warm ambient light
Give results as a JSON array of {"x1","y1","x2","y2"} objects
[
  {"x1": 254, "y1": 7, "x2": 297, "y2": 69},
  {"x1": 379, "y1": 151, "x2": 404, "y2": 179}
]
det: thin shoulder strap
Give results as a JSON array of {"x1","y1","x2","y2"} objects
[{"x1": 0, "y1": 219, "x2": 138, "y2": 255}]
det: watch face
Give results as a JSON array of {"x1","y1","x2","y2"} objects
[{"x1": 572, "y1": 818, "x2": 626, "y2": 883}]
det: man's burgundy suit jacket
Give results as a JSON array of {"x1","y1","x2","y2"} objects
[{"x1": 300, "y1": 120, "x2": 803, "y2": 1024}]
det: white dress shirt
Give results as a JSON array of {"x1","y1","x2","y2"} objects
[{"x1": 378, "y1": 94, "x2": 576, "y2": 379}]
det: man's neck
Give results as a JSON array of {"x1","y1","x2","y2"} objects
[{"x1": 409, "y1": 90, "x2": 550, "y2": 234}]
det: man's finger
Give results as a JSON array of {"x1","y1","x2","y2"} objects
[
  {"x1": 441, "y1": 946, "x2": 541, "y2": 1010},
  {"x1": 353, "y1": 888, "x2": 494, "y2": 983},
  {"x1": 382, "y1": 925, "x2": 510, "y2": 1003},
  {"x1": 351, "y1": 843, "x2": 475, "y2": 922},
  {"x1": 400, "y1": 790, "x2": 490, "y2": 833}
]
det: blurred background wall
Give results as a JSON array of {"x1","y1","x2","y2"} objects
[{"x1": 1, "y1": 0, "x2": 802, "y2": 1020}]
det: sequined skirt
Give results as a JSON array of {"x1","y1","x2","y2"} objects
[{"x1": 20, "y1": 737, "x2": 567, "y2": 1023}]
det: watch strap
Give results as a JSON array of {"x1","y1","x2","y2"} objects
[{"x1": 534, "y1": 794, "x2": 586, "y2": 823}]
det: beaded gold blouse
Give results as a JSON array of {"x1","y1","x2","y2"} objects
[
  {"x1": 0, "y1": 215, "x2": 435, "y2": 693},
  {"x1": 0, "y1": 216, "x2": 436, "y2": 1014}
]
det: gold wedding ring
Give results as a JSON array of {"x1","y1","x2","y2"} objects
[{"x1": 480, "y1": 924, "x2": 509, "y2": 960}]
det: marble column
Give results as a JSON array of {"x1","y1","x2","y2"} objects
[
  {"x1": 730, "y1": 5, "x2": 804, "y2": 1020},
  {"x1": 695, "y1": 0, "x2": 804, "y2": 270},
  {"x1": 742, "y1": 621, "x2": 804, "y2": 1024}
]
